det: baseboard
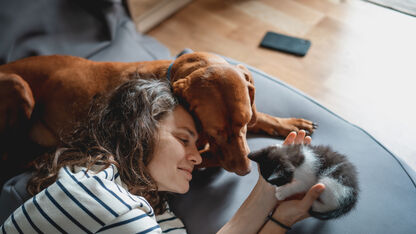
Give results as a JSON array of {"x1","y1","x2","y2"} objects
[{"x1": 127, "y1": 0, "x2": 192, "y2": 33}]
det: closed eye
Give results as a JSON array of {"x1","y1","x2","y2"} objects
[
  {"x1": 175, "y1": 135, "x2": 190, "y2": 146},
  {"x1": 174, "y1": 127, "x2": 198, "y2": 146},
  {"x1": 180, "y1": 138, "x2": 189, "y2": 145}
]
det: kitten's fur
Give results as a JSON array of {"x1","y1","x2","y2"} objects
[{"x1": 249, "y1": 144, "x2": 359, "y2": 220}]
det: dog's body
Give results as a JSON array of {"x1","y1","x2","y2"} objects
[{"x1": 0, "y1": 52, "x2": 315, "y2": 182}]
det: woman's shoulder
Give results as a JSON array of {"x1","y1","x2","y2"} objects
[
  {"x1": 55, "y1": 164, "x2": 155, "y2": 216},
  {"x1": 1, "y1": 164, "x2": 161, "y2": 233},
  {"x1": 2, "y1": 186, "x2": 161, "y2": 234}
]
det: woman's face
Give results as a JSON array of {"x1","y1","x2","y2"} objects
[{"x1": 147, "y1": 105, "x2": 202, "y2": 194}]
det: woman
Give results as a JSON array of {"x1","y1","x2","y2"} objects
[{"x1": 1, "y1": 79, "x2": 324, "y2": 233}]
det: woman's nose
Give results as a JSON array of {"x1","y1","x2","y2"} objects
[{"x1": 187, "y1": 144, "x2": 202, "y2": 165}]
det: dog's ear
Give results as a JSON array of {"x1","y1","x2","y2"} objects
[
  {"x1": 237, "y1": 64, "x2": 257, "y2": 127},
  {"x1": 0, "y1": 73, "x2": 35, "y2": 132},
  {"x1": 247, "y1": 82, "x2": 257, "y2": 127},
  {"x1": 172, "y1": 76, "x2": 191, "y2": 99}
]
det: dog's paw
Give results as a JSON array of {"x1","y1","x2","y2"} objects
[
  {"x1": 248, "y1": 114, "x2": 317, "y2": 137},
  {"x1": 268, "y1": 117, "x2": 318, "y2": 137},
  {"x1": 275, "y1": 117, "x2": 317, "y2": 136}
]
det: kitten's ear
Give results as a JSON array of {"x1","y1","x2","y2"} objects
[{"x1": 248, "y1": 146, "x2": 273, "y2": 163}]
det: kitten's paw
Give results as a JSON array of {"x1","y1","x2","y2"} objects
[{"x1": 275, "y1": 188, "x2": 289, "y2": 201}]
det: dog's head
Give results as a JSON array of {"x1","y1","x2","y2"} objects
[{"x1": 170, "y1": 52, "x2": 257, "y2": 175}]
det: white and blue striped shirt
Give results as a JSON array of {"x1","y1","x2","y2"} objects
[{"x1": 1, "y1": 164, "x2": 186, "y2": 234}]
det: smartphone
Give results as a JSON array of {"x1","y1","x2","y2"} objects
[{"x1": 260, "y1": 31, "x2": 311, "y2": 57}]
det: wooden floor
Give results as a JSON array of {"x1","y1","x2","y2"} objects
[{"x1": 144, "y1": 0, "x2": 415, "y2": 170}]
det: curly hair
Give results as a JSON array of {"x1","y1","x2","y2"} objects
[{"x1": 27, "y1": 78, "x2": 178, "y2": 214}]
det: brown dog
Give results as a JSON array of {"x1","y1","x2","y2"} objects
[{"x1": 0, "y1": 52, "x2": 315, "y2": 179}]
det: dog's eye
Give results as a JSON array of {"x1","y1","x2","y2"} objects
[
  {"x1": 217, "y1": 130, "x2": 226, "y2": 136},
  {"x1": 216, "y1": 130, "x2": 228, "y2": 139},
  {"x1": 216, "y1": 131, "x2": 229, "y2": 143}
]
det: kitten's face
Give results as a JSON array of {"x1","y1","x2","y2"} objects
[{"x1": 248, "y1": 146, "x2": 295, "y2": 186}]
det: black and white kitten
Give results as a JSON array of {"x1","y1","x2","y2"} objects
[{"x1": 248, "y1": 144, "x2": 359, "y2": 220}]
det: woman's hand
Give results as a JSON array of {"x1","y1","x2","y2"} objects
[
  {"x1": 258, "y1": 130, "x2": 324, "y2": 233},
  {"x1": 219, "y1": 131, "x2": 314, "y2": 234},
  {"x1": 283, "y1": 130, "x2": 311, "y2": 145},
  {"x1": 271, "y1": 130, "x2": 325, "y2": 227},
  {"x1": 272, "y1": 183, "x2": 325, "y2": 227}
]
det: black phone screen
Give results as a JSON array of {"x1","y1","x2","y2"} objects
[{"x1": 260, "y1": 31, "x2": 311, "y2": 57}]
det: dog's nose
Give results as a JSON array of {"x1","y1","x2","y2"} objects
[{"x1": 235, "y1": 164, "x2": 252, "y2": 176}]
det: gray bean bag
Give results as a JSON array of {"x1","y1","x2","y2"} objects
[{"x1": 1, "y1": 0, "x2": 415, "y2": 233}]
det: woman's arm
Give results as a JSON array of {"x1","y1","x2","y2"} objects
[
  {"x1": 218, "y1": 130, "x2": 324, "y2": 234},
  {"x1": 217, "y1": 172, "x2": 279, "y2": 234}
]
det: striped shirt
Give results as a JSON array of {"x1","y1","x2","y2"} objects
[{"x1": 1, "y1": 164, "x2": 186, "y2": 233}]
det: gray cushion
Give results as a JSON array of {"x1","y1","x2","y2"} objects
[
  {"x1": 169, "y1": 56, "x2": 416, "y2": 234},
  {"x1": 0, "y1": 0, "x2": 171, "y2": 64},
  {"x1": 0, "y1": 172, "x2": 32, "y2": 224}
]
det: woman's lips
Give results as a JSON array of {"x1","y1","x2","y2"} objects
[{"x1": 178, "y1": 168, "x2": 192, "y2": 180}]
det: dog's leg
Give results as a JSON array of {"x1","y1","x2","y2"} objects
[{"x1": 248, "y1": 112, "x2": 317, "y2": 137}]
